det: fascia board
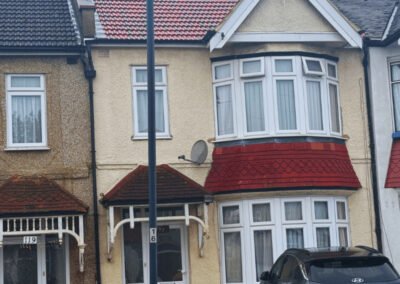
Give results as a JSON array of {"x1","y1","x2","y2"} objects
[
  {"x1": 309, "y1": 0, "x2": 363, "y2": 48},
  {"x1": 230, "y1": 32, "x2": 345, "y2": 43},
  {"x1": 209, "y1": 0, "x2": 260, "y2": 51}
]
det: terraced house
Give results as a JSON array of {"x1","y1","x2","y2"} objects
[
  {"x1": 334, "y1": 0, "x2": 400, "y2": 271},
  {"x1": 0, "y1": 0, "x2": 97, "y2": 283},
  {"x1": 87, "y1": 0, "x2": 378, "y2": 283}
]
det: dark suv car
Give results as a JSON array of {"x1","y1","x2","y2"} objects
[{"x1": 260, "y1": 246, "x2": 400, "y2": 284}]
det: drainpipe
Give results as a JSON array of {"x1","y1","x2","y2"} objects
[
  {"x1": 362, "y1": 37, "x2": 383, "y2": 252},
  {"x1": 81, "y1": 44, "x2": 102, "y2": 284}
]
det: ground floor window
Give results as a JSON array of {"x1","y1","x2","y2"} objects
[
  {"x1": 219, "y1": 196, "x2": 350, "y2": 284},
  {"x1": 0, "y1": 235, "x2": 69, "y2": 284}
]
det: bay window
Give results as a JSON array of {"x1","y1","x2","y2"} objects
[
  {"x1": 132, "y1": 66, "x2": 170, "y2": 138},
  {"x1": 6, "y1": 74, "x2": 47, "y2": 149},
  {"x1": 390, "y1": 62, "x2": 400, "y2": 131},
  {"x1": 219, "y1": 196, "x2": 350, "y2": 284},
  {"x1": 212, "y1": 56, "x2": 342, "y2": 140}
]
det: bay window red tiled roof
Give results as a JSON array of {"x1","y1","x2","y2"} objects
[
  {"x1": 94, "y1": 0, "x2": 239, "y2": 41},
  {"x1": 205, "y1": 142, "x2": 361, "y2": 193},
  {"x1": 385, "y1": 139, "x2": 400, "y2": 188},
  {"x1": 102, "y1": 164, "x2": 211, "y2": 206},
  {"x1": 0, "y1": 176, "x2": 88, "y2": 217}
]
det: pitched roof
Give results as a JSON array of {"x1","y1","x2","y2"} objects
[
  {"x1": 205, "y1": 141, "x2": 361, "y2": 193},
  {"x1": 0, "y1": 0, "x2": 81, "y2": 48},
  {"x1": 385, "y1": 139, "x2": 400, "y2": 188},
  {"x1": 102, "y1": 164, "x2": 211, "y2": 206},
  {"x1": 0, "y1": 176, "x2": 88, "y2": 217},
  {"x1": 330, "y1": 0, "x2": 397, "y2": 39},
  {"x1": 94, "y1": 0, "x2": 239, "y2": 41}
]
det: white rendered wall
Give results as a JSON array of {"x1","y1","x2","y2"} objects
[{"x1": 369, "y1": 46, "x2": 400, "y2": 270}]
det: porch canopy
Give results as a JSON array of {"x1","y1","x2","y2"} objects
[
  {"x1": 0, "y1": 176, "x2": 88, "y2": 271},
  {"x1": 101, "y1": 164, "x2": 212, "y2": 258}
]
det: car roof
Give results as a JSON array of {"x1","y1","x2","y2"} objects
[{"x1": 284, "y1": 246, "x2": 385, "y2": 262}]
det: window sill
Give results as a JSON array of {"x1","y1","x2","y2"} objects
[
  {"x1": 131, "y1": 135, "x2": 172, "y2": 141},
  {"x1": 4, "y1": 146, "x2": 50, "y2": 151}
]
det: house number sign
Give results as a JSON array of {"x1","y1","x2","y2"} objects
[
  {"x1": 149, "y1": 228, "x2": 157, "y2": 243},
  {"x1": 23, "y1": 236, "x2": 38, "y2": 244}
]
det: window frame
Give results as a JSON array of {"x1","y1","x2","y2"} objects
[
  {"x1": 272, "y1": 57, "x2": 296, "y2": 76},
  {"x1": 219, "y1": 197, "x2": 350, "y2": 284},
  {"x1": 326, "y1": 62, "x2": 338, "y2": 80},
  {"x1": 302, "y1": 57, "x2": 325, "y2": 76},
  {"x1": 213, "y1": 81, "x2": 237, "y2": 139},
  {"x1": 220, "y1": 227, "x2": 246, "y2": 284},
  {"x1": 213, "y1": 61, "x2": 234, "y2": 83},
  {"x1": 389, "y1": 61, "x2": 400, "y2": 132},
  {"x1": 327, "y1": 80, "x2": 342, "y2": 136},
  {"x1": 6, "y1": 74, "x2": 48, "y2": 150},
  {"x1": 241, "y1": 78, "x2": 269, "y2": 137},
  {"x1": 281, "y1": 199, "x2": 305, "y2": 224},
  {"x1": 273, "y1": 77, "x2": 300, "y2": 134},
  {"x1": 212, "y1": 56, "x2": 342, "y2": 141},
  {"x1": 239, "y1": 57, "x2": 265, "y2": 78},
  {"x1": 131, "y1": 66, "x2": 170, "y2": 139}
]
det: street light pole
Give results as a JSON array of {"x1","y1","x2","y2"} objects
[{"x1": 146, "y1": 0, "x2": 158, "y2": 283}]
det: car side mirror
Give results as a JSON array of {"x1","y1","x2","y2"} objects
[{"x1": 260, "y1": 271, "x2": 270, "y2": 281}]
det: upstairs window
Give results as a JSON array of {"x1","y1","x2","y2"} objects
[
  {"x1": 132, "y1": 66, "x2": 170, "y2": 139},
  {"x1": 390, "y1": 62, "x2": 400, "y2": 132},
  {"x1": 6, "y1": 74, "x2": 47, "y2": 149},
  {"x1": 212, "y1": 56, "x2": 341, "y2": 141}
]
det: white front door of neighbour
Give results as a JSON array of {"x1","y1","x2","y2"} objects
[
  {"x1": 0, "y1": 235, "x2": 68, "y2": 284},
  {"x1": 124, "y1": 223, "x2": 189, "y2": 284}
]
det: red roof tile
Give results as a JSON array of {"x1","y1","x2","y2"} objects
[
  {"x1": 0, "y1": 176, "x2": 88, "y2": 217},
  {"x1": 94, "y1": 0, "x2": 239, "y2": 41},
  {"x1": 385, "y1": 139, "x2": 400, "y2": 188},
  {"x1": 205, "y1": 142, "x2": 361, "y2": 193},
  {"x1": 102, "y1": 164, "x2": 210, "y2": 205}
]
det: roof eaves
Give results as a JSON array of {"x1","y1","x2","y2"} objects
[
  {"x1": 309, "y1": 0, "x2": 363, "y2": 48},
  {"x1": 209, "y1": 0, "x2": 260, "y2": 51},
  {"x1": 382, "y1": 4, "x2": 399, "y2": 41}
]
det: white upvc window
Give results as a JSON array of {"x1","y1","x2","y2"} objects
[
  {"x1": 219, "y1": 196, "x2": 350, "y2": 284},
  {"x1": 390, "y1": 62, "x2": 400, "y2": 132},
  {"x1": 302, "y1": 57, "x2": 325, "y2": 76},
  {"x1": 212, "y1": 56, "x2": 342, "y2": 141},
  {"x1": 6, "y1": 74, "x2": 47, "y2": 150},
  {"x1": 240, "y1": 58, "x2": 265, "y2": 77},
  {"x1": 132, "y1": 66, "x2": 170, "y2": 139},
  {"x1": 274, "y1": 77, "x2": 298, "y2": 132},
  {"x1": 242, "y1": 79, "x2": 268, "y2": 136}
]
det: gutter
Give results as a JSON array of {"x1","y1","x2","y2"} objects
[
  {"x1": 362, "y1": 38, "x2": 383, "y2": 252},
  {"x1": 81, "y1": 44, "x2": 102, "y2": 284}
]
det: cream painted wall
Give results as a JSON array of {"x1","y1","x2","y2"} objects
[
  {"x1": 237, "y1": 0, "x2": 336, "y2": 33},
  {"x1": 93, "y1": 42, "x2": 374, "y2": 283}
]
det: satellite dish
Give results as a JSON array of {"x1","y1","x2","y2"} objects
[{"x1": 178, "y1": 140, "x2": 208, "y2": 165}]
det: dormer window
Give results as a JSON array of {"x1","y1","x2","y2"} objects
[{"x1": 212, "y1": 55, "x2": 341, "y2": 141}]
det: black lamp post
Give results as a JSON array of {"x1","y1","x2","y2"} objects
[{"x1": 146, "y1": 0, "x2": 158, "y2": 283}]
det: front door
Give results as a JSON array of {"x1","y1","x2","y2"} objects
[
  {"x1": 123, "y1": 223, "x2": 189, "y2": 284},
  {"x1": 0, "y1": 235, "x2": 68, "y2": 284}
]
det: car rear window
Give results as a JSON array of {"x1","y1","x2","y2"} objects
[{"x1": 309, "y1": 257, "x2": 399, "y2": 283}]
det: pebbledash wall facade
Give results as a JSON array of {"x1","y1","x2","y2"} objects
[
  {"x1": 91, "y1": 0, "x2": 377, "y2": 284},
  {"x1": 0, "y1": 1, "x2": 97, "y2": 284}
]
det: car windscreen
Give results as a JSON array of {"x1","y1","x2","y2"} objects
[{"x1": 308, "y1": 257, "x2": 399, "y2": 284}]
